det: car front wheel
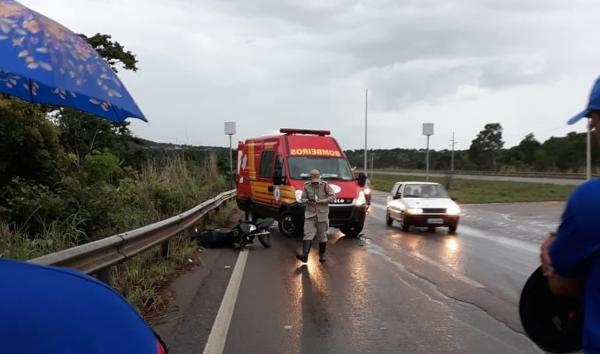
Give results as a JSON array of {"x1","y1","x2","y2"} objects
[
  {"x1": 400, "y1": 213, "x2": 410, "y2": 232},
  {"x1": 448, "y1": 223, "x2": 458, "y2": 234},
  {"x1": 386, "y1": 211, "x2": 393, "y2": 226}
]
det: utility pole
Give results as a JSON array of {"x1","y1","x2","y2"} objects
[
  {"x1": 370, "y1": 153, "x2": 375, "y2": 179},
  {"x1": 450, "y1": 132, "x2": 457, "y2": 174},
  {"x1": 364, "y1": 88, "x2": 368, "y2": 175},
  {"x1": 587, "y1": 118, "x2": 592, "y2": 180}
]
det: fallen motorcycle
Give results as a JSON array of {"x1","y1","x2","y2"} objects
[{"x1": 195, "y1": 218, "x2": 274, "y2": 249}]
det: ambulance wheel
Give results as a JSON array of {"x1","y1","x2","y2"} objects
[
  {"x1": 278, "y1": 210, "x2": 297, "y2": 237},
  {"x1": 340, "y1": 223, "x2": 363, "y2": 238}
]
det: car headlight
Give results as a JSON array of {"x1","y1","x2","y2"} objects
[
  {"x1": 446, "y1": 205, "x2": 461, "y2": 215},
  {"x1": 356, "y1": 191, "x2": 366, "y2": 206},
  {"x1": 406, "y1": 208, "x2": 423, "y2": 214},
  {"x1": 295, "y1": 190, "x2": 303, "y2": 203}
]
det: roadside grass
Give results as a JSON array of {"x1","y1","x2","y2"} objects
[
  {"x1": 110, "y1": 201, "x2": 238, "y2": 319},
  {"x1": 0, "y1": 157, "x2": 233, "y2": 321},
  {"x1": 371, "y1": 174, "x2": 575, "y2": 204},
  {"x1": 0, "y1": 201, "x2": 237, "y2": 321}
]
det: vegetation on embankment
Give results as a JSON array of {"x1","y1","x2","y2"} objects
[
  {"x1": 0, "y1": 155, "x2": 229, "y2": 315},
  {"x1": 110, "y1": 202, "x2": 237, "y2": 318},
  {"x1": 371, "y1": 174, "x2": 575, "y2": 204},
  {"x1": 0, "y1": 32, "x2": 233, "y2": 319}
]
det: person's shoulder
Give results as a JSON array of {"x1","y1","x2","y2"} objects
[
  {"x1": 568, "y1": 179, "x2": 600, "y2": 207},
  {"x1": 572, "y1": 178, "x2": 600, "y2": 195},
  {"x1": 304, "y1": 181, "x2": 311, "y2": 186}
]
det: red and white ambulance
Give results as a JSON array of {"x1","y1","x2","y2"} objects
[{"x1": 236, "y1": 128, "x2": 367, "y2": 237}]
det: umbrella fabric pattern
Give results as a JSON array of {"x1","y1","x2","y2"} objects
[{"x1": 0, "y1": 0, "x2": 146, "y2": 123}]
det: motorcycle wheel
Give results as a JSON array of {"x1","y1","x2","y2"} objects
[{"x1": 257, "y1": 232, "x2": 272, "y2": 248}]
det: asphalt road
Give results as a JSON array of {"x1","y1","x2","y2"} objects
[
  {"x1": 166, "y1": 192, "x2": 565, "y2": 354},
  {"x1": 373, "y1": 170, "x2": 583, "y2": 186}
]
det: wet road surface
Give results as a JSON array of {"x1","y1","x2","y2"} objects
[{"x1": 168, "y1": 192, "x2": 565, "y2": 354}]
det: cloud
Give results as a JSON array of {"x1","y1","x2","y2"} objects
[{"x1": 21, "y1": 0, "x2": 600, "y2": 150}]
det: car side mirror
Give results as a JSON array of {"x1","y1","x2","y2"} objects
[
  {"x1": 357, "y1": 172, "x2": 367, "y2": 187},
  {"x1": 393, "y1": 194, "x2": 401, "y2": 199},
  {"x1": 273, "y1": 170, "x2": 285, "y2": 185}
]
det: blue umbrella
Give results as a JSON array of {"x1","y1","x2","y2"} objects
[
  {"x1": 0, "y1": 258, "x2": 166, "y2": 354},
  {"x1": 0, "y1": 0, "x2": 146, "y2": 123}
]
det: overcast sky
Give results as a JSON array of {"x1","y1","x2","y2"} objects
[{"x1": 24, "y1": 0, "x2": 600, "y2": 150}]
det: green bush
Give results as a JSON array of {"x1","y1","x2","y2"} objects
[{"x1": 0, "y1": 178, "x2": 66, "y2": 235}]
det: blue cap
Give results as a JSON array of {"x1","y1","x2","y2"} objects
[{"x1": 568, "y1": 76, "x2": 600, "y2": 125}]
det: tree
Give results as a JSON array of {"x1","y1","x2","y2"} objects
[
  {"x1": 516, "y1": 133, "x2": 541, "y2": 165},
  {"x1": 469, "y1": 123, "x2": 504, "y2": 170},
  {"x1": 0, "y1": 98, "x2": 64, "y2": 186},
  {"x1": 56, "y1": 110, "x2": 137, "y2": 166},
  {"x1": 81, "y1": 33, "x2": 138, "y2": 72},
  {"x1": 56, "y1": 33, "x2": 141, "y2": 166}
]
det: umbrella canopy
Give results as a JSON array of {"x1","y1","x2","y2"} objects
[
  {"x1": 0, "y1": 258, "x2": 165, "y2": 353},
  {"x1": 0, "y1": 0, "x2": 146, "y2": 123}
]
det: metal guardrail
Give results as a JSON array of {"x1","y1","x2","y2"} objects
[{"x1": 29, "y1": 189, "x2": 236, "y2": 282}]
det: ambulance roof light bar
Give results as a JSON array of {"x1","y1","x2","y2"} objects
[{"x1": 280, "y1": 128, "x2": 331, "y2": 136}]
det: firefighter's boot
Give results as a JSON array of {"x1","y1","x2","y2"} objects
[
  {"x1": 296, "y1": 241, "x2": 311, "y2": 263},
  {"x1": 319, "y1": 242, "x2": 327, "y2": 262}
]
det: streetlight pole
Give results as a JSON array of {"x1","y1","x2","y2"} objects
[
  {"x1": 364, "y1": 88, "x2": 368, "y2": 175},
  {"x1": 423, "y1": 123, "x2": 434, "y2": 182},
  {"x1": 224, "y1": 122, "x2": 236, "y2": 186},
  {"x1": 229, "y1": 135, "x2": 233, "y2": 177},
  {"x1": 426, "y1": 136, "x2": 430, "y2": 181},
  {"x1": 450, "y1": 132, "x2": 456, "y2": 174}
]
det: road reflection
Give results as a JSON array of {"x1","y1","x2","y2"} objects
[
  {"x1": 442, "y1": 235, "x2": 460, "y2": 270},
  {"x1": 391, "y1": 228, "x2": 463, "y2": 272},
  {"x1": 294, "y1": 248, "x2": 333, "y2": 345}
]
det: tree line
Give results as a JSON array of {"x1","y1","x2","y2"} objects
[
  {"x1": 346, "y1": 123, "x2": 597, "y2": 173},
  {"x1": 0, "y1": 34, "x2": 226, "y2": 251}
]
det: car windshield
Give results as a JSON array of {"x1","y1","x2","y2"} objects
[
  {"x1": 403, "y1": 184, "x2": 450, "y2": 198},
  {"x1": 288, "y1": 157, "x2": 354, "y2": 181}
]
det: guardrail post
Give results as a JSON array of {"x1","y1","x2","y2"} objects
[
  {"x1": 161, "y1": 240, "x2": 170, "y2": 258},
  {"x1": 96, "y1": 268, "x2": 111, "y2": 285},
  {"x1": 186, "y1": 225, "x2": 197, "y2": 240}
]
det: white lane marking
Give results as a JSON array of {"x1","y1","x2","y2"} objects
[{"x1": 203, "y1": 249, "x2": 248, "y2": 354}]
